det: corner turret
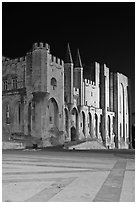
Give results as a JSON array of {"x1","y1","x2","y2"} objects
[
  {"x1": 75, "y1": 49, "x2": 83, "y2": 68},
  {"x1": 74, "y1": 49, "x2": 84, "y2": 106},
  {"x1": 64, "y1": 43, "x2": 74, "y2": 104},
  {"x1": 64, "y1": 43, "x2": 73, "y2": 64}
]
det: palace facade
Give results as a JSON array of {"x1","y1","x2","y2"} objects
[{"x1": 2, "y1": 42, "x2": 132, "y2": 149}]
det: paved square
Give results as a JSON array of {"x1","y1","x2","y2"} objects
[{"x1": 2, "y1": 149, "x2": 135, "y2": 202}]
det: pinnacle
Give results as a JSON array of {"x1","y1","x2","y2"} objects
[
  {"x1": 64, "y1": 43, "x2": 73, "y2": 63},
  {"x1": 75, "y1": 49, "x2": 83, "y2": 68}
]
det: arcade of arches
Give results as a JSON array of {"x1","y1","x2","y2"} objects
[
  {"x1": 118, "y1": 83, "x2": 129, "y2": 144},
  {"x1": 64, "y1": 107, "x2": 115, "y2": 144}
]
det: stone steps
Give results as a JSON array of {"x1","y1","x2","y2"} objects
[
  {"x1": 67, "y1": 141, "x2": 106, "y2": 150},
  {"x1": 2, "y1": 141, "x2": 25, "y2": 150}
]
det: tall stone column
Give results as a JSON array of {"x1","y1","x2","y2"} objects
[
  {"x1": 23, "y1": 102, "x2": 29, "y2": 136},
  {"x1": 127, "y1": 79, "x2": 132, "y2": 149},
  {"x1": 65, "y1": 111, "x2": 71, "y2": 142},
  {"x1": 90, "y1": 113, "x2": 94, "y2": 138},
  {"x1": 76, "y1": 112, "x2": 81, "y2": 141},
  {"x1": 97, "y1": 114, "x2": 101, "y2": 140},
  {"x1": 124, "y1": 86, "x2": 127, "y2": 144},
  {"x1": 68, "y1": 114, "x2": 71, "y2": 142},
  {"x1": 111, "y1": 115, "x2": 116, "y2": 148},
  {"x1": 96, "y1": 114, "x2": 99, "y2": 139},
  {"x1": 92, "y1": 113, "x2": 96, "y2": 138},
  {"x1": 20, "y1": 102, "x2": 24, "y2": 133},
  {"x1": 85, "y1": 113, "x2": 88, "y2": 140},
  {"x1": 110, "y1": 116, "x2": 113, "y2": 141}
]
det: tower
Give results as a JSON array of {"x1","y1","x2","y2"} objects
[
  {"x1": 100, "y1": 64, "x2": 109, "y2": 146},
  {"x1": 64, "y1": 43, "x2": 74, "y2": 104},
  {"x1": 25, "y1": 42, "x2": 64, "y2": 140},
  {"x1": 74, "y1": 49, "x2": 84, "y2": 106}
]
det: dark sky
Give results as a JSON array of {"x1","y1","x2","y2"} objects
[{"x1": 2, "y1": 2, "x2": 135, "y2": 112}]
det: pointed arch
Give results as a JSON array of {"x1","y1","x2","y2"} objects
[
  {"x1": 64, "y1": 108, "x2": 69, "y2": 134},
  {"x1": 108, "y1": 115, "x2": 111, "y2": 138},
  {"x1": 81, "y1": 111, "x2": 85, "y2": 136},
  {"x1": 95, "y1": 113, "x2": 98, "y2": 138},
  {"x1": 71, "y1": 126, "x2": 77, "y2": 141},
  {"x1": 70, "y1": 107, "x2": 78, "y2": 141},
  {"x1": 88, "y1": 112, "x2": 92, "y2": 137},
  {"x1": 48, "y1": 98, "x2": 59, "y2": 128},
  {"x1": 100, "y1": 114, "x2": 103, "y2": 139}
]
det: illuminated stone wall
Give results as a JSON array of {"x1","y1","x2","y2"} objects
[{"x1": 2, "y1": 43, "x2": 131, "y2": 149}]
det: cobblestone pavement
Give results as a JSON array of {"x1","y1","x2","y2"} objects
[{"x1": 2, "y1": 149, "x2": 135, "y2": 202}]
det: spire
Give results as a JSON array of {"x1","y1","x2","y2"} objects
[
  {"x1": 75, "y1": 49, "x2": 83, "y2": 68},
  {"x1": 64, "y1": 43, "x2": 73, "y2": 63}
]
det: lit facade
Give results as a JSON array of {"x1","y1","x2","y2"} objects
[{"x1": 2, "y1": 42, "x2": 131, "y2": 149}]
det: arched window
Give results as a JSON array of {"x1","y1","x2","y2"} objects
[
  {"x1": 6, "y1": 104, "x2": 10, "y2": 124},
  {"x1": 13, "y1": 78, "x2": 18, "y2": 89},
  {"x1": 3, "y1": 80, "x2": 8, "y2": 90},
  {"x1": 51, "y1": 77, "x2": 57, "y2": 90}
]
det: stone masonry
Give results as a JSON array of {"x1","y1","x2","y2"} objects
[{"x1": 2, "y1": 42, "x2": 131, "y2": 149}]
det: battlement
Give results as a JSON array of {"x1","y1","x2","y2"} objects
[
  {"x1": 50, "y1": 54, "x2": 64, "y2": 67},
  {"x1": 32, "y1": 42, "x2": 50, "y2": 52},
  {"x1": 84, "y1": 78, "x2": 95, "y2": 86},
  {"x1": 32, "y1": 42, "x2": 64, "y2": 67},
  {"x1": 2, "y1": 56, "x2": 26, "y2": 66},
  {"x1": 3, "y1": 42, "x2": 64, "y2": 70}
]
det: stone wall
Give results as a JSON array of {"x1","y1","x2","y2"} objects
[{"x1": 2, "y1": 42, "x2": 131, "y2": 149}]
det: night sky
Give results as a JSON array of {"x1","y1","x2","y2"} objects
[{"x1": 2, "y1": 2, "x2": 135, "y2": 113}]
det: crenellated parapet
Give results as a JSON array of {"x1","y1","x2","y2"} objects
[
  {"x1": 84, "y1": 78, "x2": 95, "y2": 86},
  {"x1": 49, "y1": 54, "x2": 64, "y2": 67},
  {"x1": 2, "y1": 56, "x2": 26, "y2": 67},
  {"x1": 32, "y1": 42, "x2": 64, "y2": 67},
  {"x1": 32, "y1": 42, "x2": 50, "y2": 52}
]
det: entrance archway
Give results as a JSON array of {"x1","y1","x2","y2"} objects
[
  {"x1": 48, "y1": 98, "x2": 59, "y2": 128},
  {"x1": 108, "y1": 115, "x2": 111, "y2": 138},
  {"x1": 100, "y1": 114, "x2": 103, "y2": 140},
  {"x1": 71, "y1": 107, "x2": 78, "y2": 141},
  {"x1": 95, "y1": 113, "x2": 98, "y2": 138},
  {"x1": 71, "y1": 126, "x2": 77, "y2": 141},
  {"x1": 88, "y1": 112, "x2": 92, "y2": 137},
  {"x1": 64, "y1": 108, "x2": 69, "y2": 134},
  {"x1": 82, "y1": 111, "x2": 85, "y2": 136}
]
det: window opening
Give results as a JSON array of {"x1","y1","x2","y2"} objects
[
  {"x1": 51, "y1": 78, "x2": 57, "y2": 90},
  {"x1": 13, "y1": 78, "x2": 18, "y2": 89},
  {"x1": 3, "y1": 80, "x2": 8, "y2": 90},
  {"x1": 6, "y1": 104, "x2": 10, "y2": 124}
]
